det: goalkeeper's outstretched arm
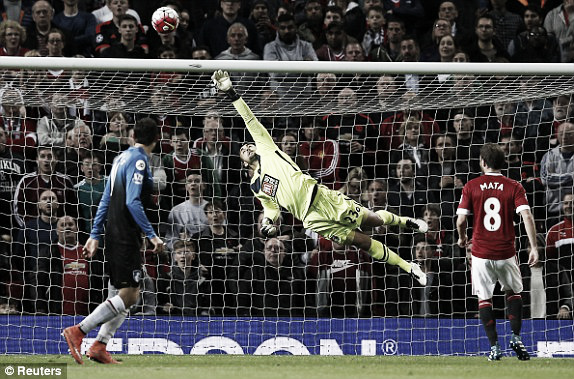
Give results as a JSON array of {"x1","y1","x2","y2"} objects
[{"x1": 212, "y1": 70, "x2": 276, "y2": 150}]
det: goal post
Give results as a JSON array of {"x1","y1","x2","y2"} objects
[{"x1": 0, "y1": 57, "x2": 572, "y2": 357}]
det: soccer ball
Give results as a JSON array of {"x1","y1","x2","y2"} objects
[{"x1": 151, "y1": 7, "x2": 179, "y2": 34}]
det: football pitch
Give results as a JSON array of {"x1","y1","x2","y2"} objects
[{"x1": 0, "y1": 355, "x2": 573, "y2": 379}]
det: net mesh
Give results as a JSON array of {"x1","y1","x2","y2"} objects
[{"x1": 0, "y1": 59, "x2": 572, "y2": 356}]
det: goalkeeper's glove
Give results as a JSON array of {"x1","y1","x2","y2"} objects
[
  {"x1": 211, "y1": 70, "x2": 240, "y2": 101},
  {"x1": 260, "y1": 217, "x2": 277, "y2": 238}
]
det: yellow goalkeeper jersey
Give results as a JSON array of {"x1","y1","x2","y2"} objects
[{"x1": 233, "y1": 98, "x2": 318, "y2": 223}]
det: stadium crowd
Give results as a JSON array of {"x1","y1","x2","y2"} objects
[{"x1": 0, "y1": 0, "x2": 572, "y2": 319}]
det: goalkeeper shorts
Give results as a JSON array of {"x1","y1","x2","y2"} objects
[{"x1": 302, "y1": 184, "x2": 366, "y2": 244}]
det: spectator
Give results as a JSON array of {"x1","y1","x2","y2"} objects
[
  {"x1": 149, "y1": 24, "x2": 193, "y2": 60},
  {"x1": 94, "y1": 0, "x2": 147, "y2": 56},
  {"x1": 520, "y1": 233, "x2": 572, "y2": 319},
  {"x1": 0, "y1": 123, "x2": 25, "y2": 245},
  {"x1": 398, "y1": 234, "x2": 452, "y2": 317},
  {"x1": 61, "y1": 119, "x2": 93, "y2": 182},
  {"x1": 338, "y1": 166, "x2": 369, "y2": 205},
  {"x1": 511, "y1": 25, "x2": 561, "y2": 62},
  {"x1": 468, "y1": 14, "x2": 511, "y2": 62},
  {"x1": 314, "y1": 72, "x2": 338, "y2": 104},
  {"x1": 263, "y1": 13, "x2": 318, "y2": 97},
  {"x1": 37, "y1": 93, "x2": 75, "y2": 151},
  {"x1": 55, "y1": 215, "x2": 90, "y2": 315},
  {"x1": 216, "y1": 22, "x2": 260, "y2": 60},
  {"x1": 343, "y1": 40, "x2": 366, "y2": 62},
  {"x1": 397, "y1": 36, "x2": 422, "y2": 93},
  {"x1": 14, "y1": 189, "x2": 59, "y2": 313},
  {"x1": 361, "y1": 5, "x2": 386, "y2": 60},
  {"x1": 543, "y1": 0, "x2": 574, "y2": 62},
  {"x1": 366, "y1": 178, "x2": 388, "y2": 211},
  {"x1": 438, "y1": 34, "x2": 457, "y2": 62},
  {"x1": 199, "y1": 0, "x2": 259, "y2": 57},
  {"x1": 381, "y1": 16, "x2": 405, "y2": 61},
  {"x1": 551, "y1": 94, "x2": 574, "y2": 148},
  {"x1": 164, "y1": 170, "x2": 209, "y2": 248},
  {"x1": 279, "y1": 130, "x2": 308, "y2": 171},
  {"x1": 323, "y1": 5, "x2": 344, "y2": 27},
  {"x1": 14, "y1": 145, "x2": 77, "y2": 227},
  {"x1": 315, "y1": 21, "x2": 348, "y2": 61},
  {"x1": 389, "y1": 113, "x2": 430, "y2": 171},
  {"x1": 53, "y1": 0, "x2": 97, "y2": 57},
  {"x1": 0, "y1": 20, "x2": 29, "y2": 56},
  {"x1": 379, "y1": 109, "x2": 440, "y2": 153},
  {"x1": 387, "y1": 157, "x2": 428, "y2": 219},
  {"x1": 193, "y1": 113, "x2": 241, "y2": 200},
  {"x1": 92, "y1": 0, "x2": 141, "y2": 24},
  {"x1": 451, "y1": 109, "x2": 483, "y2": 175},
  {"x1": 23, "y1": 0, "x2": 55, "y2": 56},
  {"x1": 438, "y1": 1, "x2": 473, "y2": 47},
  {"x1": 308, "y1": 239, "x2": 372, "y2": 317},
  {"x1": 420, "y1": 18, "x2": 452, "y2": 62},
  {"x1": 509, "y1": 5, "x2": 560, "y2": 60},
  {"x1": 74, "y1": 154, "x2": 106, "y2": 236},
  {"x1": 100, "y1": 14, "x2": 148, "y2": 58},
  {"x1": 298, "y1": 0, "x2": 325, "y2": 50},
  {"x1": 99, "y1": 111, "x2": 132, "y2": 173},
  {"x1": 382, "y1": 0, "x2": 425, "y2": 35},
  {"x1": 546, "y1": 192, "x2": 574, "y2": 280},
  {"x1": 540, "y1": 122, "x2": 574, "y2": 224},
  {"x1": 427, "y1": 133, "x2": 469, "y2": 220},
  {"x1": 488, "y1": 0, "x2": 523, "y2": 49},
  {"x1": 299, "y1": 116, "x2": 341, "y2": 189},
  {"x1": 421, "y1": 203, "x2": 455, "y2": 257},
  {"x1": 162, "y1": 127, "x2": 213, "y2": 209},
  {"x1": 324, "y1": 88, "x2": 377, "y2": 176},
  {"x1": 332, "y1": 0, "x2": 365, "y2": 41},
  {"x1": 195, "y1": 202, "x2": 240, "y2": 316},
  {"x1": 248, "y1": 0, "x2": 276, "y2": 51},
  {"x1": 0, "y1": 87, "x2": 36, "y2": 157},
  {"x1": 157, "y1": 239, "x2": 202, "y2": 316},
  {"x1": 238, "y1": 237, "x2": 306, "y2": 317}
]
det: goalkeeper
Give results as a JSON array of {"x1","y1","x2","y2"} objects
[{"x1": 212, "y1": 70, "x2": 428, "y2": 285}]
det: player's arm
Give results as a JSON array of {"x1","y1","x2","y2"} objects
[
  {"x1": 211, "y1": 70, "x2": 276, "y2": 151},
  {"x1": 456, "y1": 214, "x2": 468, "y2": 248},
  {"x1": 519, "y1": 208, "x2": 539, "y2": 267}
]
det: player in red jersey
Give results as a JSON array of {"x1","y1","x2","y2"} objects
[{"x1": 456, "y1": 143, "x2": 538, "y2": 361}]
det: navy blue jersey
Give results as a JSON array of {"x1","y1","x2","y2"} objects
[{"x1": 90, "y1": 146, "x2": 156, "y2": 245}]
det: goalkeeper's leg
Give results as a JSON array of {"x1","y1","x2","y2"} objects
[
  {"x1": 361, "y1": 209, "x2": 428, "y2": 233},
  {"x1": 349, "y1": 231, "x2": 426, "y2": 286}
]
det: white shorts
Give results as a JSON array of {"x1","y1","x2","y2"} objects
[{"x1": 471, "y1": 255, "x2": 523, "y2": 300}]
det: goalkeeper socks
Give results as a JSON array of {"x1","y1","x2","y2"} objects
[
  {"x1": 375, "y1": 210, "x2": 406, "y2": 227},
  {"x1": 79, "y1": 295, "x2": 127, "y2": 334},
  {"x1": 506, "y1": 294, "x2": 523, "y2": 335},
  {"x1": 368, "y1": 239, "x2": 411, "y2": 273},
  {"x1": 96, "y1": 310, "x2": 128, "y2": 345},
  {"x1": 479, "y1": 300, "x2": 499, "y2": 346}
]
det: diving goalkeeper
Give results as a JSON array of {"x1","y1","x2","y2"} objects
[{"x1": 212, "y1": 70, "x2": 428, "y2": 285}]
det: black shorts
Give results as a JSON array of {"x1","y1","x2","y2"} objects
[{"x1": 106, "y1": 242, "x2": 143, "y2": 289}]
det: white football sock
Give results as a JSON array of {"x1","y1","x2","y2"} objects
[
  {"x1": 79, "y1": 295, "x2": 126, "y2": 334},
  {"x1": 96, "y1": 310, "x2": 128, "y2": 344}
]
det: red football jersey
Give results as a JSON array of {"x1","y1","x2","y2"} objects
[
  {"x1": 457, "y1": 172, "x2": 530, "y2": 260},
  {"x1": 60, "y1": 244, "x2": 90, "y2": 315}
]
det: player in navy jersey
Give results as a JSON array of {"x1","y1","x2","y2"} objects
[
  {"x1": 63, "y1": 118, "x2": 164, "y2": 365},
  {"x1": 456, "y1": 143, "x2": 538, "y2": 361}
]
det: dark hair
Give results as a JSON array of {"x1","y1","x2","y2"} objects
[
  {"x1": 172, "y1": 127, "x2": 190, "y2": 139},
  {"x1": 160, "y1": 0, "x2": 182, "y2": 13},
  {"x1": 277, "y1": 13, "x2": 295, "y2": 24},
  {"x1": 118, "y1": 14, "x2": 138, "y2": 26},
  {"x1": 412, "y1": 234, "x2": 437, "y2": 250},
  {"x1": 133, "y1": 118, "x2": 158, "y2": 145},
  {"x1": 386, "y1": 15, "x2": 405, "y2": 27},
  {"x1": 172, "y1": 238, "x2": 197, "y2": 253},
  {"x1": 480, "y1": 143, "x2": 505, "y2": 170},
  {"x1": 423, "y1": 203, "x2": 441, "y2": 216},
  {"x1": 475, "y1": 13, "x2": 495, "y2": 27},
  {"x1": 325, "y1": 5, "x2": 343, "y2": 17}
]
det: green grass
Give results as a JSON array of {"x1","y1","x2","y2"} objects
[{"x1": 0, "y1": 355, "x2": 573, "y2": 379}]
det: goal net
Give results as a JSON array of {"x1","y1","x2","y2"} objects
[{"x1": 0, "y1": 57, "x2": 572, "y2": 357}]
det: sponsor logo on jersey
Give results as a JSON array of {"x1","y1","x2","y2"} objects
[
  {"x1": 133, "y1": 172, "x2": 143, "y2": 184},
  {"x1": 136, "y1": 159, "x2": 146, "y2": 170},
  {"x1": 330, "y1": 259, "x2": 354, "y2": 274},
  {"x1": 96, "y1": 34, "x2": 103, "y2": 43},
  {"x1": 261, "y1": 174, "x2": 279, "y2": 197}
]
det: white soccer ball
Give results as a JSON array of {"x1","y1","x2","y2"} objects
[{"x1": 151, "y1": 7, "x2": 179, "y2": 34}]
